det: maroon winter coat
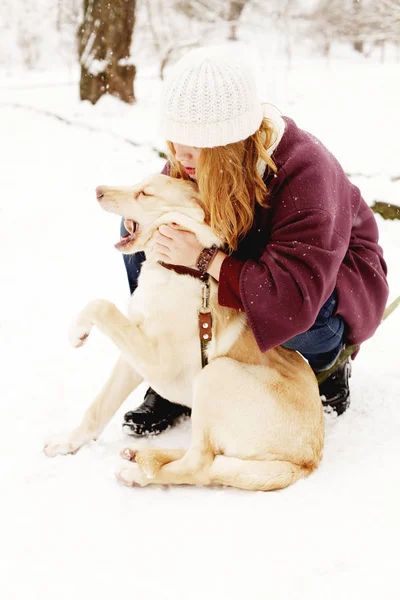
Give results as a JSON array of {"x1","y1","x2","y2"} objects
[{"x1": 164, "y1": 116, "x2": 389, "y2": 353}]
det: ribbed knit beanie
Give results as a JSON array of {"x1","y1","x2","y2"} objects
[{"x1": 160, "y1": 46, "x2": 264, "y2": 148}]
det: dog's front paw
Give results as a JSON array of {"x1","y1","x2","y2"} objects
[
  {"x1": 68, "y1": 319, "x2": 92, "y2": 348},
  {"x1": 115, "y1": 462, "x2": 150, "y2": 487},
  {"x1": 43, "y1": 433, "x2": 86, "y2": 457}
]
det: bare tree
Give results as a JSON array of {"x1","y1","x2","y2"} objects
[
  {"x1": 57, "y1": 0, "x2": 81, "y2": 33},
  {"x1": 78, "y1": 0, "x2": 136, "y2": 105},
  {"x1": 0, "y1": 0, "x2": 82, "y2": 70},
  {"x1": 227, "y1": 1, "x2": 248, "y2": 41},
  {"x1": 140, "y1": 0, "x2": 250, "y2": 76},
  {"x1": 306, "y1": 0, "x2": 400, "y2": 58},
  {"x1": 140, "y1": 0, "x2": 199, "y2": 78},
  {"x1": 175, "y1": 0, "x2": 249, "y2": 27}
]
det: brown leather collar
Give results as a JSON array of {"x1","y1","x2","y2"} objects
[
  {"x1": 158, "y1": 261, "x2": 208, "y2": 281},
  {"x1": 158, "y1": 261, "x2": 212, "y2": 367}
]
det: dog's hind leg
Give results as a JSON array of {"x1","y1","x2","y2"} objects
[
  {"x1": 117, "y1": 410, "x2": 214, "y2": 487},
  {"x1": 117, "y1": 397, "x2": 215, "y2": 487},
  {"x1": 116, "y1": 448, "x2": 213, "y2": 487},
  {"x1": 120, "y1": 448, "x2": 186, "y2": 478},
  {"x1": 117, "y1": 411, "x2": 214, "y2": 486},
  {"x1": 117, "y1": 359, "x2": 239, "y2": 488},
  {"x1": 44, "y1": 356, "x2": 142, "y2": 457}
]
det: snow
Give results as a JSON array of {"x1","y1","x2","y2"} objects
[{"x1": 1, "y1": 55, "x2": 400, "y2": 600}]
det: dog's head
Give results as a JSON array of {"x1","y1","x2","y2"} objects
[{"x1": 96, "y1": 174, "x2": 220, "y2": 257}]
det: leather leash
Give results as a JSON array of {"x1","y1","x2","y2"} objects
[
  {"x1": 198, "y1": 278, "x2": 212, "y2": 368},
  {"x1": 159, "y1": 261, "x2": 213, "y2": 367}
]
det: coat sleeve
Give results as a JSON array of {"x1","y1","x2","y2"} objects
[{"x1": 218, "y1": 207, "x2": 350, "y2": 352}]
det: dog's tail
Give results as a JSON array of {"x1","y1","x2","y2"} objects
[{"x1": 209, "y1": 456, "x2": 315, "y2": 492}]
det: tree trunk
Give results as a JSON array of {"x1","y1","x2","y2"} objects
[
  {"x1": 352, "y1": 0, "x2": 364, "y2": 54},
  {"x1": 78, "y1": 0, "x2": 136, "y2": 105},
  {"x1": 353, "y1": 40, "x2": 364, "y2": 54},
  {"x1": 227, "y1": 1, "x2": 247, "y2": 41}
]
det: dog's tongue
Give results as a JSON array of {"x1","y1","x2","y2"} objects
[{"x1": 115, "y1": 233, "x2": 132, "y2": 250}]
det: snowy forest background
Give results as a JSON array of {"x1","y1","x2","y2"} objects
[
  {"x1": 1, "y1": 2, "x2": 400, "y2": 600},
  {"x1": 2, "y1": 1, "x2": 400, "y2": 77}
]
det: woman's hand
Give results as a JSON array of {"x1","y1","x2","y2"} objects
[{"x1": 153, "y1": 224, "x2": 204, "y2": 268}]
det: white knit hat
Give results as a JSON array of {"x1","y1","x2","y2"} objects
[{"x1": 160, "y1": 46, "x2": 264, "y2": 148}]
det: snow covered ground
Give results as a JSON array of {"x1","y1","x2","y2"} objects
[{"x1": 1, "y1": 55, "x2": 400, "y2": 600}]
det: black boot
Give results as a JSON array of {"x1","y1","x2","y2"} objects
[
  {"x1": 319, "y1": 358, "x2": 352, "y2": 416},
  {"x1": 123, "y1": 388, "x2": 191, "y2": 437}
]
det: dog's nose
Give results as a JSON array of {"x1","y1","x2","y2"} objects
[{"x1": 96, "y1": 187, "x2": 104, "y2": 199}]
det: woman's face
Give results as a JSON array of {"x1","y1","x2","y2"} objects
[{"x1": 173, "y1": 143, "x2": 202, "y2": 179}]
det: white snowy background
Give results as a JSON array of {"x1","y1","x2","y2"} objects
[{"x1": 1, "y1": 7, "x2": 400, "y2": 599}]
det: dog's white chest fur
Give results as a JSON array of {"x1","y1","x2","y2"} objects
[{"x1": 126, "y1": 262, "x2": 205, "y2": 406}]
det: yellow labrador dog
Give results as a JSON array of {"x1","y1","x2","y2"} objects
[{"x1": 44, "y1": 174, "x2": 324, "y2": 491}]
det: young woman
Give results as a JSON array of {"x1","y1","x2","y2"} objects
[{"x1": 120, "y1": 48, "x2": 389, "y2": 436}]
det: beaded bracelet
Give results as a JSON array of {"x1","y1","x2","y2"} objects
[{"x1": 196, "y1": 244, "x2": 219, "y2": 275}]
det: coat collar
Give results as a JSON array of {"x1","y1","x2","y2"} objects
[{"x1": 256, "y1": 103, "x2": 286, "y2": 177}]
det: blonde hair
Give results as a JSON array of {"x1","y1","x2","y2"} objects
[{"x1": 166, "y1": 118, "x2": 278, "y2": 251}]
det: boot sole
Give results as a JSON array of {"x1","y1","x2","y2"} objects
[{"x1": 122, "y1": 413, "x2": 191, "y2": 437}]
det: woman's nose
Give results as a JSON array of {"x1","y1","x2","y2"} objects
[{"x1": 174, "y1": 145, "x2": 191, "y2": 161}]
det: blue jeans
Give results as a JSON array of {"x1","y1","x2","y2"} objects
[
  {"x1": 281, "y1": 291, "x2": 344, "y2": 371},
  {"x1": 121, "y1": 218, "x2": 146, "y2": 294},
  {"x1": 121, "y1": 230, "x2": 345, "y2": 372}
]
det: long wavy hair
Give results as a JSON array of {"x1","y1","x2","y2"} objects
[{"x1": 166, "y1": 118, "x2": 278, "y2": 251}]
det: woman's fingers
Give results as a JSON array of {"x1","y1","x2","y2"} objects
[
  {"x1": 154, "y1": 231, "x2": 171, "y2": 249},
  {"x1": 158, "y1": 224, "x2": 176, "y2": 238},
  {"x1": 153, "y1": 225, "x2": 203, "y2": 267}
]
